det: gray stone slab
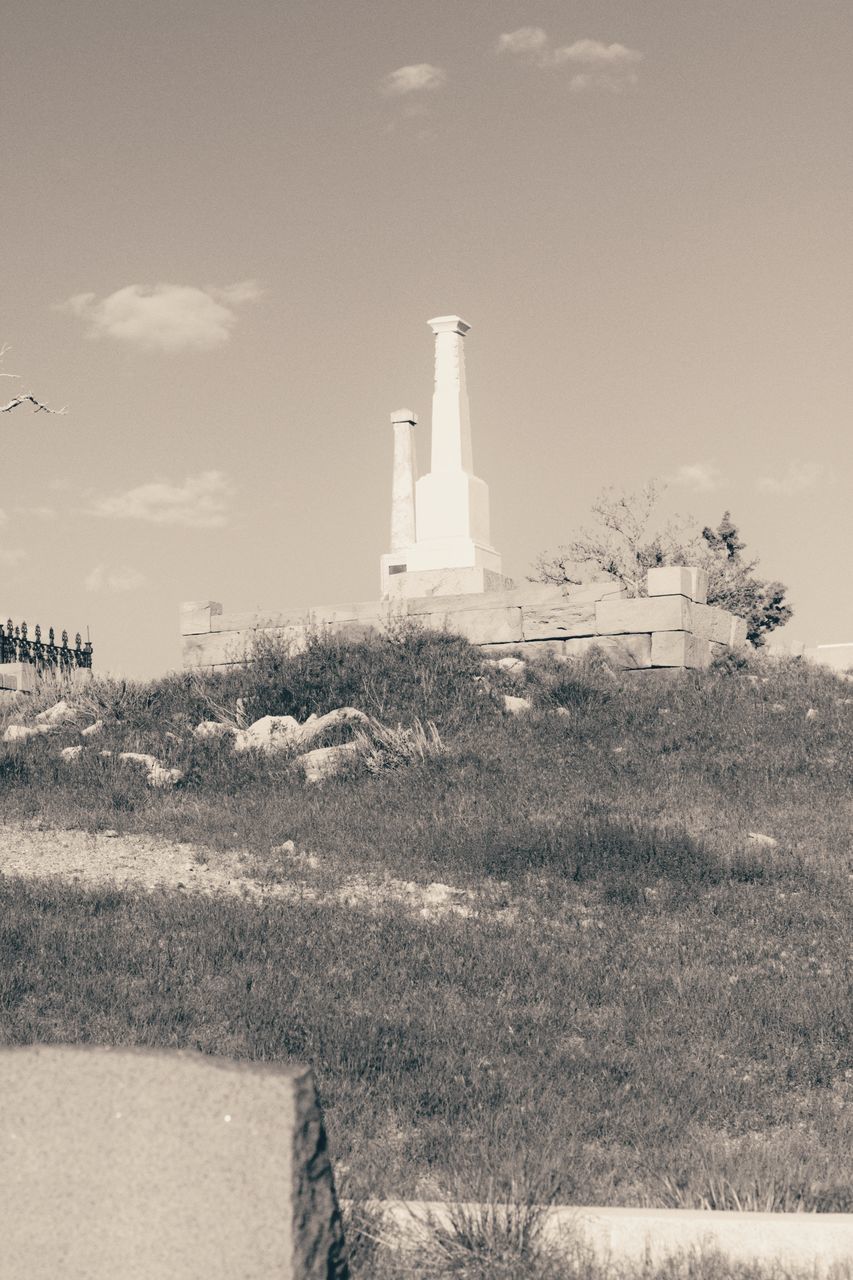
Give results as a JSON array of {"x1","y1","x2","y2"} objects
[
  {"x1": 0, "y1": 1045, "x2": 346, "y2": 1280},
  {"x1": 596, "y1": 595, "x2": 692, "y2": 636},
  {"x1": 521, "y1": 603, "x2": 597, "y2": 641}
]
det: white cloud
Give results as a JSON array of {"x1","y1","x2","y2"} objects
[
  {"x1": 757, "y1": 461, "x2": 824, "y2": 496},
  {"x1": 379, "y1": 64, "x2": 447, "y2": 97},
  {"x1": 497, "y1": 28, "x2": 643, "y2": 89},
  {"x1": 497, "y1": 27, "x2": 549, "y2": 56},
  {"x1": 59, "y1": 281, "x2": 262, "y2": 352},
  {"x1": 667, "y1": 462, "x2": 723, "y2": 493},
  {"x1": 85, "y1": 564, "x2": 147, "y2": 593},
  {"x1": 552, "y1": 39, "x2": 643, "y2": 67},
  {"x1": 91, "y1": 470, "x2": 232, "y2": 528}
]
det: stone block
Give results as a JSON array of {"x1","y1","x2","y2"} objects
[
  {"x1": 651, "y1": 631, "x2": 711, "y2": 669},
  {"x1": 183, "y1": 627, "x2": 308, "y2": 669},
  {"x1": 0, "y1": 1045, "x2": 346, "y2": 1280},
  {"x1": 179, "y1": 601, "x2": 223, "y2": 636},
  {"x1": 212, "y1": 608, "x2": 315, "y2": 633},
  {"x1": 424, "y1": 605, "x2": 523, "y2": 646},
  {"x1": 562, "y1": 635, "x2": 652, "y2": 668},
  {"x1": 691, "y1": 603, "x2": 735, "y2": 645},
  {"x1": 311, "y1": 600, "x2": 391, "y2": 625},
  {"x1": 480, "y1": 640, "x2": 568, "y2": 659},
  {"x1": 0, "y1": 661, "x2": 37, "y2": 693},
  {"x1": 646, "y1": 566, "x2": 708, "y2": 604},
  {"x1": 596, "y1": 595, "x2": 692, "y2": 636},
  {"x1": 729, "y1": 616, "x2": 749, "y2": 649},
  {"x1": 386, "y1": 566, "x2": 509, "y2": 600},
  {"x1": 521, "y1": 603, "x2": 597, "y2": 641},
  {"x1": 322, "y1": 619, "x2": 383, "y2": 641},
  {"x1": 564, "y1": 581, "x2": 628, "y2": 604},
  {"x1": 812, "y1": 643, "x2": 853, "y2": 674}
]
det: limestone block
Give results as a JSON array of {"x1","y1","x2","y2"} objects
[
  {"x1": 813, "y1": 643, "x2": 853, "y2": 674},
  {"x1": 503, "y1": 694, "x2": 532, "y2": 714},
  {"x1": 729, "y1": 616, "x2": 749, "y2": 649},
  {"x1": 521, "y1": 602, "x2": 597, "y2": 641},
  {"x1": 322, "y1": 619, "x2": 383, "y2": 642},
  {"x1": 651, "y1": 631, "x2": 711, "y2": 669},
  {"x1": 312, "y1": 600, "x2": 391, "y2": 625},
  {"x1": 596, "y1": 595, "x2": 692, "y2": 636},
  {"x1": 691, "y1": 603, "x2": 735, "y2": 645},
  {"x1": 0, "y1": 1045, "x2": 346, "y2": 1280},
  {"x1": 212, "y1": 609, "x2": 311, "y2": 633},
  {"x1": 297, "y1": 742, "x2": 361, "y2": 783},
  {"x1": 179, "y1": 601, "x2": 223, "y2": 636},
  {"x1": 562, "y1": 635, "x2": 652, "y2": 668},
  {"x1": 480, "y1": 640, "x2": 568, "y2": 659},
  {"x1": 386, "y1": 566, "x2": 509, "y2": 600},
  {"x1": 183, "y1": 627, "x2": 307, "y2": 669},
  {"x1": 424, "y1": 606, "x2": 523, "y2": 646},
  {"x1": 0, "y1": 661, "x2": 37, "y2": 693},
  {"x1": 646, "y1": 566, "x2": 709, "y2": 604},
  {"x1": 564, "y1": 581, "x2": 628, "y2": 604}
]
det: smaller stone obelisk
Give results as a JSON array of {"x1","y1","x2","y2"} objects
[{"x1": 379, "y1": 410, "x2": 418, "y2": 593}]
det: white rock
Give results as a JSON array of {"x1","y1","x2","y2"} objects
[
  {"x1": 805, "y1": 708, "x2": 818, "y2": 720},
  {"x1": 503, "y1": 694, "x2": 532, "y2": 715},
  {"x1": 770, "y1": 703, "x2": 786, "y2": 713},
  {"x1": 60, "y1": 745, "x2": 84, "y2": 762},
  {"x1": 235, "y1": 707, "x2": 371, "y2": 755},
  {"x1": 747, "y1": 832, "x2": 779, "y2": 848},
  {"x1": 35, "y1": 699, "x2": 78, "y2": 726},
  {"x1": 485, "y1": 655, "x2": 527, "y2": 674},
  {"x1": 2, "y1": 723, "x2": 55, "y2": 743},
  {"x1": 80, "y1": 720, "x2": 104, "y2": 738},
  {"x1": 296, "y1": 743, "x2": 360, "y2": 784},
  {"x1": 193, "y1": 720, "x2": 236, "y2": 741},
  {"x1": 146, "y1": 763, "x2": 184, "y2": 789}
]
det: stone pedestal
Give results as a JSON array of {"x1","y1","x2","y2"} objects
[{"x1": 0, "y1": 1046, "x2": 347, "y2": 1279}]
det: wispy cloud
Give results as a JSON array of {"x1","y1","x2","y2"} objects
[
  {"x1": 58, "y1": 281, "x2": 262, "y2": 352},
  {"x1": 497, "y1": 29, "x2": 643, "y2": 90},
  {"x1": 667, "y1": 462, "x2": 723, "y2": 493},
  {"x1": 757, "y1": 461, "x2": 824, "y2": 496},
  {"x1": 85, "y1": 564, "x2": 147, "y2": 593},
  {"x1": 379, "y1": 63, "x2": 447, "y2": 97},
  {"x1": 91, "y1": 470, "x2": 233, "y2": 528}
]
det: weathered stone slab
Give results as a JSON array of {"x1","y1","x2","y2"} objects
[
  {"x1": 521, "y1": 602, "x2": 597, "y2": 641},
  {"x1": 322, "y1": 619, "x2": 383, "y2": 641},
  {"x1": 729, "y1": 616, "x2": 749, "y2": 649},
  {"x1": 424, "y1": 605, "x2": 523, "y2": 645},
  {"x1": 562, "y1": 635, "x2": 652, "y2": 668},
  {"x1": 646, "y1": 566, "x2": 708, "y2": 604},
  {"x1": 480, "y1": 640, "x2": 568, "y2": 659},
  {"x1": 312, "y1": 600, "x2": 393, "y2": 626},
  {"x1": 212, "y1": 609, "x2": 313, "y2": 633},
  {"x1": 812, "y1": 642, "x2": 853, "y2": 673},
  {"x1": 596, "y1": 595, "x2": 692, "y2": 636},
  {"x1": 563, "y1": 581, "x2": 628, "y2": 604},
  {"x1": 691, "y1": 603, "x2": 734, "y2": 645},
  {"x1": 183, "y1": 627, "x2": 308, "y2": 669},
  {"x1": 651, "y1": 631, "x2": 711, "y2": 669},
  {"x1": 0, "y1": 661, "x2": 37, "y2": 693},
  {"x1": 179, "y1": 601, "x2": 223, "y2": 636},
  {"x1": 0, "y1": 1046, "x2": 347, "y2": 1280},
  {"x1": 386, "y1": 566, "x2": 509, "y2": 599}
]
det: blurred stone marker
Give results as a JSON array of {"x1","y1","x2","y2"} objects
[{"x1": 0, "y1": 1045, "x2": 347, "y2": 1279}]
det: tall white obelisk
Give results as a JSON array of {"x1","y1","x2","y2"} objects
[
  {"x1": 407, "y1": 316, "x2": 502, "y2": 577},
  {"x1": 379, "y1": 409, "x2": 418, "y2": 593},
  {"x1": 380, "y1": 315, "x2": 504, "y2": 598}
]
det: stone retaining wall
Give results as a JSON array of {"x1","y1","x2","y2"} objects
[{"x1": 182, "y1": 566, "x2": 749, "y2": 673}]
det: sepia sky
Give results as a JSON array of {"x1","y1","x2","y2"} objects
[{"x1": 3, "y1": 0, "x2": 852, "y2": 676}]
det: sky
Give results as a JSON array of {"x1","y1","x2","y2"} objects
[{"x1": 3, "y1": 0, "x2": 852, "y2": 677}]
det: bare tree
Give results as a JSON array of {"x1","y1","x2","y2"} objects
[
  {"x1": 534, "y1": 482, "x2": 793, "y2": 645},
  {"x1": 0, "y1": 344, "x2": 67, "y2": 415}
]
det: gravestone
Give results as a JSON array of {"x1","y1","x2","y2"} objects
[{"x1": 0, "y1": 1045, "x2": 347, "y2": 1279}]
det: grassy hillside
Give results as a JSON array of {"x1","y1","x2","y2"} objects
[{"x1": 1, "y1": 631, "x2": 851, "y2": 1264}]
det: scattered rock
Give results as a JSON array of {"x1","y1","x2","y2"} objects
[
  {"x1": 80, "y1": 720, "x2": 104, "y2": 738},
  {"x1": 503, "y1": 694, "x2": 532, "y2": 715},
  {"x1": 805, "y1": 708, "x2": 819, "y2": 720},
  {"x1": 193, "y1": 720, "x2": 237, "y2": 742},
  {"x1": 115, "y1": 751, "x2": 183, "y2": 788},
  {"x1": 60, "y1": 745, "x2": 84, "y2": 762},
  {"x1": 296, "y1": 743, "x2": 360, "y2": 784},
  {"x1": 2, "y1": 723, "x2": 54, "y2": 743},
  {"x1": 234, "y1": 707, "x2": 371, "y2": 755},
  {"x1": 770, "y1": 703, "x2": 786, "y2": 713},
  {"x1": 486, "y1": 656, "x2": 527, "y2": 674},
  {"x1": 747, "y1": 832, "x2": 779, "y2": 848},
  {"x1": 35, "y1": 699, "x2": 78, "y2": 727}
]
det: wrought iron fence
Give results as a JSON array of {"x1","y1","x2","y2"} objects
[{"x1": 0, "y1": 620, "x2": 93, "y2": 672}]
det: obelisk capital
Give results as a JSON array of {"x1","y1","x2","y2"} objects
[
  {"x1": 390, "y1": 408, "x2": 418, "y2": 425},
  {"x1": 427, "y1": 315, "x2": 471, "y2": 338}
]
